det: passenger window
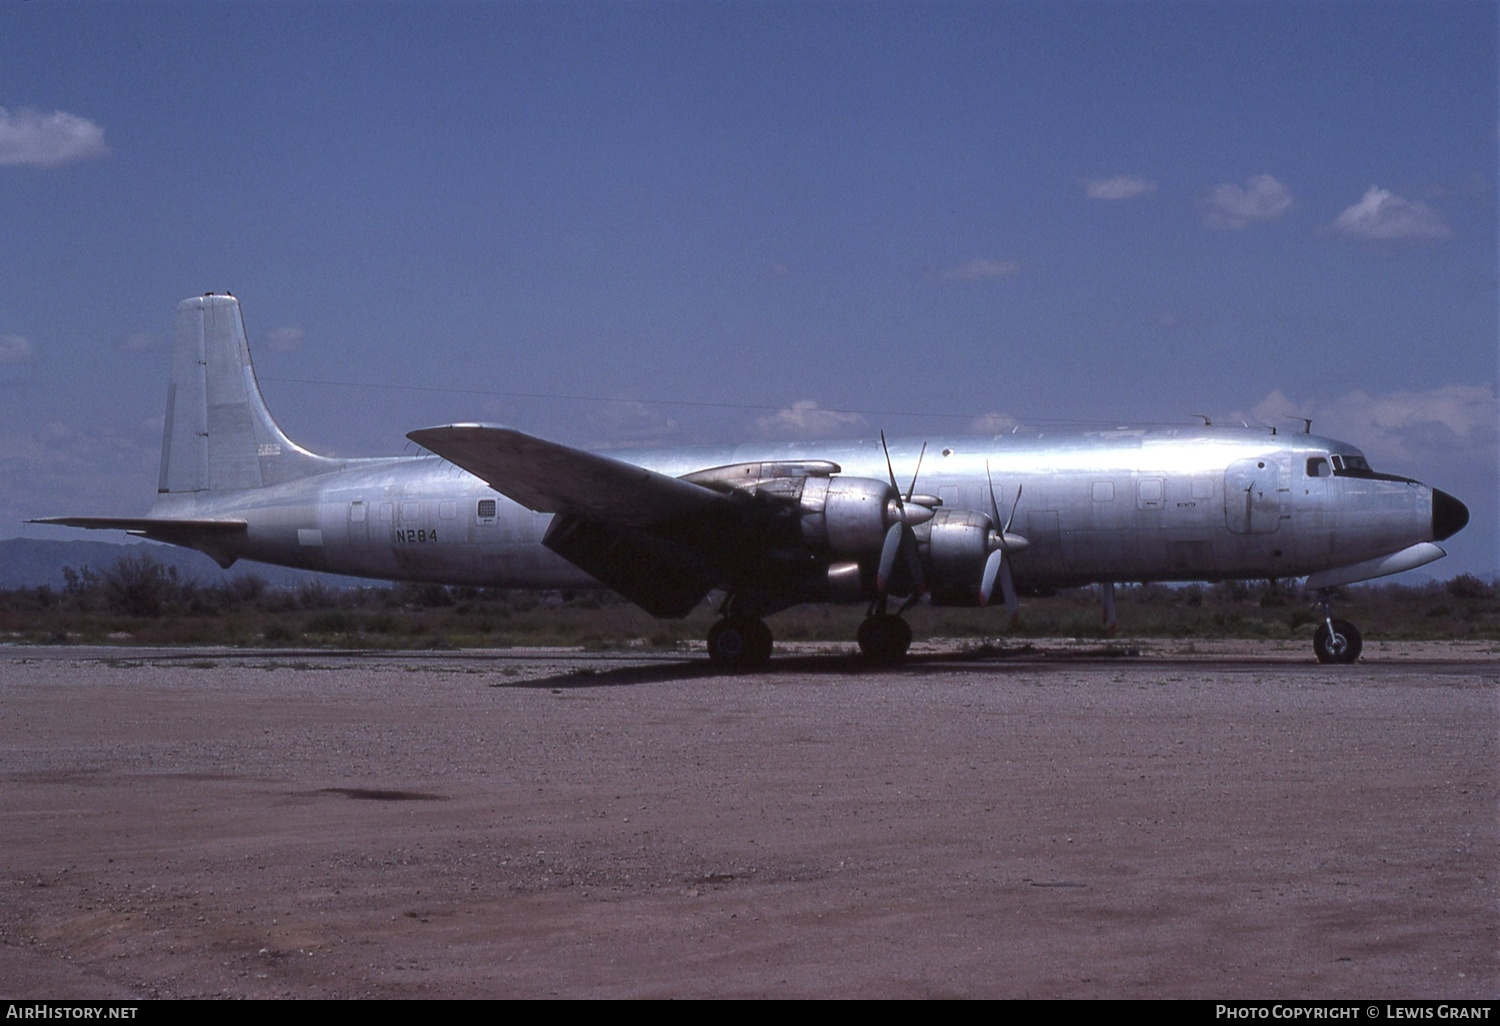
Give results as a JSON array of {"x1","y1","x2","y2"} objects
[{"x1": 1306, "y1": 458, "x2": 1330, "y2": 478}]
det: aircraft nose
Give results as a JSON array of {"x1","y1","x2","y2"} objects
[{"x1": 1432, "y1": 488, "x2": 1469, "y2": 541}]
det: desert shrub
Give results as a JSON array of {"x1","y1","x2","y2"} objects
[
  {"x1": 262, "y1": 622, "x2": 300, "y2": 643},
  {"x1": 304, "y1": 610, "x2": 353, "y2": 634},
  {"x1": 100, "y1": 553, "x2": 179, "y2": 617},
  {"x1": 1447, "y1": 574, "x2": 1495, "y2": 601}
]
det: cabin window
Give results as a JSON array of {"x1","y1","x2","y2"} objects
[
  {"x1": 349, "y1": 500, "x2": 367, "y2": 523},
  {"x1": 1306, "y1": 457, "x2": 1331, "y2": 478},
  {"x1": 400, "y1": 501, "x2": 420, "y2": 522},
  {"x1": 477, "y1": 499, "x2": 497, "y2": 522},
  {"x1": 439, "y1": 500, "x2": 458, "y2": 520},
  {"x1": 1092, "y1": 481, "x2": 1114, "y2": 502}
]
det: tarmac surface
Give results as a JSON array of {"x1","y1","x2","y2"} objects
[{"x1": 1, "y1": 639, "x2": 1495, "y2": 998}]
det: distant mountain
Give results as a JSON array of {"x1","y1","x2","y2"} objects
[{"x1": 0, "y1": 538, "x2": 370, "y2": 591}]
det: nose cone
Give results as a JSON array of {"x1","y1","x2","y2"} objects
[{"x1": 1432, "y1": 489, "x2": 1469, "y2": 541}]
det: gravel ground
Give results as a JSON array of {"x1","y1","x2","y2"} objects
[{"x1": 1, "y1": 641, "x2": 1494, "y2": 999}]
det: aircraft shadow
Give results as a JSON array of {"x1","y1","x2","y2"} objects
[{"x1": 495, "y1": 642, "x2": 1143, "y2": 690}]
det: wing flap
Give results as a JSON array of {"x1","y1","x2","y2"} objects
[
  {"x1": 542, "y1": 514, "x2": 718, "y2": 618},
  {"x1": 407, "y1": 424, "x2": 732, "y2": 527}
]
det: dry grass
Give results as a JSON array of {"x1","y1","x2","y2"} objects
[{"x1": 2, "y1": 557, "x2": 1494, "y2": 649}]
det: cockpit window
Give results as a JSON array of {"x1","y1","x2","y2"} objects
[
  {"x1": 1331, "y1": 454, "x2": 1379, "y2": 478},
  {"x1": 1306, "y1": 457, "x2": 1331, "y2": 478}
]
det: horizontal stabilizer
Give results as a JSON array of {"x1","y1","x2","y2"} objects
[
  {"x1": 1304, "y1": 542, "x2": 1446, "y2": 590},
  {"x1": 407, "y1": 424, "x2": 732, "y2": 528},
  {"x1": 29, "y1": 516, "x2": 247, "y2": 541}
]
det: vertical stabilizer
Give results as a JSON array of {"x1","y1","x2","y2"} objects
[{"x1": 158, "y1": 294, "x2": 335, "y2": 493}]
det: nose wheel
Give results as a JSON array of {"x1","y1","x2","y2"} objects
[
  {"x1": 1312, "y1": 590, "x2": 1362, "y2": 664},
  {"x1": 706, "y1": 616, "x2": 774, "y2": 669}
]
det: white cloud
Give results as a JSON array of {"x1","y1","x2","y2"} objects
[
  {"x1": 264, "y1": 326, "x2": 305, "y2": 353},
  {"x1": 1084, "y1": 175, "x2": 1156, "y2": 200},
  {"x1": 586, "y1": 400, "x2": 678, "y2": 446},
  {"x1": 0, "y1": 334, "x2": 35, "y2": 364},
  {"x1": 754, "y1": 400, "x2": 867, "y2": 440},
  {"x1": 968, "y1": 412, "x2": 1019, "y2": 434},
  {"x1": 1245, "y1": 384, "x2": 1497, "y2": 465},
  {"x1": 1327, "y1": 186, "x2": 1451, "y2": 241},
  {"x1": 1201, "y1": 174, "x2": 1293, "y2": 229},
  {"x1": 0, "y1": 107, "x2": 109, "y2": 167},
  {"x1": 932, "y1": 258, "x2": 1020, "y2": 282},
  {"x1": 1, "y1": 421, "x2": 159, "y2": 523}
]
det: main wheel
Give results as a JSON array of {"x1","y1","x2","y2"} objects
[
  {"x1": 857, "y1": 614, "x2": 913, "y2": 664},
  {"x1": 1313, "y1": 619, "x2": 1363, "y2": 664},
  {"x1": 707, "y1": 616, "x2": 773, "y2": 669}
]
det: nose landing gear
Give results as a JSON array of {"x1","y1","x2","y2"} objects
[{"x1": 1312, "y1": 589, "x2": 1362, "y2": 664}]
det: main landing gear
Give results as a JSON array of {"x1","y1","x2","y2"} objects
[
  {"x1": 706, "y1": 615, "x2": 773, "y2": 670},
  {"x1": 857, "y1": 612, "x2": 912, "y2": 664},
  {"x1": 1312, "y1": 589, "x2": 1362, "y2": 664},
  {"x1": 704, "y1": 597, "x2": 917, "y2": 669}
]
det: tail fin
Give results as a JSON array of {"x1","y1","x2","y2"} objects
[{"x1": 158, "y1": 294, "x2": 336, "y2": 493}]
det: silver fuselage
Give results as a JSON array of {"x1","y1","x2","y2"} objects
[{"x1": 149, "y1": 427, "x2": 1444, "y2": 595}]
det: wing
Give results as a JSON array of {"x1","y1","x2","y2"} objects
[
  {"x1": 408, "y1": 425, "x2": 748, "y2": 616},
  {"x1": 406, "y1": 424, "x2": 732, "y2": 527}
]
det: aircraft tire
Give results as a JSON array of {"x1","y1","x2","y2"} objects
[
  {"x1": 1313, "y1": 619, "x2": 1363, "y2": 664},
  {"x1": 857, "y1": 614, "x2": 912, "y2": 664},
  {"x1": 707, "y1": 616, "x2": 773, "y2": 670}
]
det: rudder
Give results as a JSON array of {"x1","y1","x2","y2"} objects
[{"x1": 158, "y1": 294, "x2": 335, "y2": 493}]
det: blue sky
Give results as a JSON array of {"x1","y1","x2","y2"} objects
[{"x1": 3, "y1": 0, "x2": 1496, "y2": 577}]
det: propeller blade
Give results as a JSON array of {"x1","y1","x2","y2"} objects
[
  {"x1": 1000, "y1": 558, "x2": 1019, "y2": 627},
  {"x1": 980, "y1": 549, "x2": 1003, "y2": 606},
  {"x1": 902, "y1": 526, "x2": 925, "y2": 594},
  {"x1": 880, "y1": 431, "x2": 904, "y2": 514},
  {"x1": 905, "y1": 442, "x2": 927, "y2": 502},
  {"x1": 877, "y1": 522, "x2": 903, "y2": 593}
]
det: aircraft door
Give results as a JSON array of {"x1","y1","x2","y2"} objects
[
  {"x1": 347, "y1": 499, "x2": 370, "y2": 549},
  {"x1": 1224, "y1": 458, "x2": 1286, "y2": 534}
]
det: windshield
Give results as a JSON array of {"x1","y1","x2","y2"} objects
[{"x1": 1329, "y1": 452, "x2": 1415, "y2": 483}]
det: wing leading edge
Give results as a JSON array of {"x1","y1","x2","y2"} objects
[{"x1": 406, "y1": 424, "x2": 732, "y2": 526}]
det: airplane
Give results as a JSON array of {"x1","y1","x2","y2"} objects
[{"x1": 34, "y1": 294, "x2": 1469, "y2": 667}]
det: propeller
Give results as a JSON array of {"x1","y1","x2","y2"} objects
[
  {"x1": 875, "y1": 433, "x2": 936, "y2": 597},
  {"x1": 982, "y1": 461, "x2": 1027, "y2": 624}
]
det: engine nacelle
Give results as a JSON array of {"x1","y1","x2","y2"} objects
[
  {"x1": 918, "y1": 508, "x2": 995, "y2": 606},
  {"x1": 797, "y1": 476, "x2": 899, "y2": 555}
]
